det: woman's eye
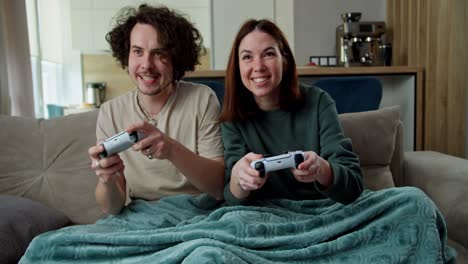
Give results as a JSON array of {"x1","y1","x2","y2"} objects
[
  {"x1": 132, "y1": 49, "x2": 142, "y2": 56},
  {"x1": 241, "y1": 55, "x2": 251, "y2": 60},
  {"x1": 265, "y1": 51, "x2": 276, "y2": 57}
]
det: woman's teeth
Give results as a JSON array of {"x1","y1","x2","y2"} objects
[{"x1": 253, "y1": 77, "x2": 267, "y2": 83}]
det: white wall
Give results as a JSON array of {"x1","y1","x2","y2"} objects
[
  {"x1": 274, "y1": 0, "x2": 295, "y2": 53},
  {"x1": 212, "y1": 0, "x2": 386, "y2": 68},
  {"x1": 293, "y1": 0, "x2": 386, "y2": 66},
  {"x1": 212, "y1": 0, "x2": 275, "y2": 70},
  {"x1": 61, "y1": 0, "x2": 84, "y2": 106},
  {"x1": 38, "y1": 0, "x2": 63, "y2": 64},
  {"x1": 70, "y1": 0, "x2": 211, "y2": 51}
]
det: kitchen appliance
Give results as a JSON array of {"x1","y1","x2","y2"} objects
[
  {"x1": 336, "y1": 12, "x2": 388, "y2": 66},
  {"x1": 378, "y1": 43, "x2": 392, "y2": 66},
  {"x1": 86, "y1": 82, "x2": 106, "y2": 107}
]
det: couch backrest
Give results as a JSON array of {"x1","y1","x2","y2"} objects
[
  {"x1": 0, "y1": 106, "x2": 402, "y2": 224},
  {"x1": 390, "y1": 119, "x2": 404, "y2": 186},
  {"x1": 0, "y1": 110, "x2": 103, "y2": 224},
  {"x1": 339, "y1": 106, "x2": 402, "y2": 190}
]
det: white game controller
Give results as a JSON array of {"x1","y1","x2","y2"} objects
[
  {"x1": 250, "y1": 151, "x2": 306, "y2": 177},
  {"x1": 98, "y1": 131, "x2": 145, "y2": 159}
]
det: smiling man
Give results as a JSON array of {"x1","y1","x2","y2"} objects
[{"x1": 87, "y1": 5, "x2": 225, "y2": 215}]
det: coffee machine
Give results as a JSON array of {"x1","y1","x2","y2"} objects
[
  {"x1": 85, "y1": 82, "x2": 106, "y2": 107},
  {"x1": 336, "y1": 12, "x2": 387, "y2": 66}
]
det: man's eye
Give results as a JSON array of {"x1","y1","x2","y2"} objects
[
  {"x1": 132, "y1": 49, "x2": 142, "y2": 55},
  {"x1": 154, "y1": 50, "x2": 168, "y2": 59}
]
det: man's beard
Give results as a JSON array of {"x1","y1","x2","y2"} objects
[{"x1": 137, "y1": 79, "x2": 173, "y2": 96}]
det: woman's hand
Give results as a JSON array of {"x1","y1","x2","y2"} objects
[
  {"x1": 291, "y1": 151, "x2": 333, "y2": 187},
  {"x1": 127, "y1": 121, "x2": 176, "y2": 161},
  {"x1": 230, "y1": 153, "x2": 267, "y2": 199}
]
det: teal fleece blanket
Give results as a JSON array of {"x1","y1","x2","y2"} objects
[{"x1": 20, "y1": 187, "x2": 456, "y2": 263}]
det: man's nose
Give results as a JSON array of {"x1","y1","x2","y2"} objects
[{"x1": 141, "y1": 55, "x2": 155, "y2": 69}]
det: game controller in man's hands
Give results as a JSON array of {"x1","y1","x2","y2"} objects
[
  {"x1": 250, "y1": 151, "x2": 306, "y2": 177},
  {"x1": 98, "y1": 131, "x2": 145, "y2": 158}
]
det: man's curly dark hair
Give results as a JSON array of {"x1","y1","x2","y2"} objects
[{"x1": 106, "y1": 4, "x2": 205, "y2": 82}]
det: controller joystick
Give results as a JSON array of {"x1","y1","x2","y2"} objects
[
  {"x1": 253, "y1": 161, "x2": 266, "y2": 177},
  {"x1": 294, "y1": 153, "x2": 305, "y2": 166}
]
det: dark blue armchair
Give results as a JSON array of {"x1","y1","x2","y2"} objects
[{"x1": 312, "y1": 77, "x2": 382, "y2": 114}]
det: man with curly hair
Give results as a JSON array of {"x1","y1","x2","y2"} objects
[{"x1": 87, "y1": 4, "x2": 224, "y2": 215}]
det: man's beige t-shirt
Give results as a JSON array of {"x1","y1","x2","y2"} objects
[{"x1": 96, "y1": 81, "x2": 224, "y2": 201}]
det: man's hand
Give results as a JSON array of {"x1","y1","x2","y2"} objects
[
  {"x1": 127, "y1": 121, "x2": 176, "y2": 161},
  {"x1": 88, "y1": 144, "x2": 124, "y2": 183}
]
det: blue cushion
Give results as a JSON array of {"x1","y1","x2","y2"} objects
[{"x1": 313, "y1": 77, "x2": 382, "y2": 114}]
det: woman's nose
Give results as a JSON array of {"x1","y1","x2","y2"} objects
[{"x1": 253, "y1": 57, "x2": 266, "y2": 71}]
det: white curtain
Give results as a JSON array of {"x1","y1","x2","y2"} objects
[
  {"x1": 0, "y1": 0, "x2": 34, "y2": 117},
  {"x1": 0, "y1": 9, "x2": 11, "y2": 116}
]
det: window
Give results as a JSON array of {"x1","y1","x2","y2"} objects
[{"x1": 26, "y1": 0, "x2": 66, "y2": 118}]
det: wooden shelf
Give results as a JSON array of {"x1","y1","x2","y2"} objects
[{"x1": 186, "y1": 66, "x2": 423, "y2": 78}]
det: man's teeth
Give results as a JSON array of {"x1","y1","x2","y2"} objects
[
  {"x1": 141, "y1": 76, "x2": 156, "y2": 80},
  {"x1": 253, "y1": 77, "x2": 267, "y2": 83}
]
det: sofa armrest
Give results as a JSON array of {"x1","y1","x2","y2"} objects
[{"x1": 403, "y1": 151, "x2": 468, "y2": 249}]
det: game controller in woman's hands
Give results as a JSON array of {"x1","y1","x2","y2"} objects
[{"x1": 250, "y1": 151, "x2": 306, "y2": 177}]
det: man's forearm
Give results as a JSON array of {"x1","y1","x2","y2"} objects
[
  {"x1": 95, "y1": 178, "x2": 126, "y2": 215},
  {"x1": 169, "y1": 142, "x2": 225, "y2": 200}
]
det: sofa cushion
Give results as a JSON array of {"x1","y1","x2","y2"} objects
[
  {"x1": 0, "y1": 110, "x2": 104, "y2": 224},
  {"x1": 0, "y1": 195, "x2": 70, "y2": 263},
  {"x1": 339, "y1": 106, "x2": 401, "y2": 190}
]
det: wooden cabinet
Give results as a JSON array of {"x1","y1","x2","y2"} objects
[{"x1": 387, "y1": 0, "x2": 468, "y2": 158}]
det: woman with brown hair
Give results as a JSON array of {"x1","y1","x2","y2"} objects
[{"x1": 218, "y1": 18, "x2": 455, "y2": 263}]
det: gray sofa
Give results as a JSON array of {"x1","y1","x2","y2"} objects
[{"x1": 0, "y1": 106, "x2": 467, "y2": 263}]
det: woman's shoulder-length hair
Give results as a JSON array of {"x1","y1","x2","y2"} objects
[{"x1": 219, "y1": 19, "x2": 302, "y2": 123}]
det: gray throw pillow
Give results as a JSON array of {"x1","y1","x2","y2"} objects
[{"x1": 0, "y1": 195, "x2": 70, "y2": 264}]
